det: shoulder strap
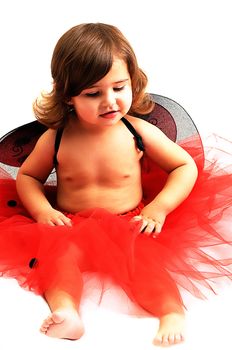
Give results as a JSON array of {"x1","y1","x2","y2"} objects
[
  {"x1": 53, "y1": 119, "x2": 144, "y2": 166},
  {"x1": 121, "y1": 117, "x2": 145, "y2": 151},
  {"x1": 53, "y1": 128, "x2": 64, "y2": 166}
]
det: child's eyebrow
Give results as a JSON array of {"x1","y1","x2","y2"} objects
[{"x1": 87, "y1": 79, "x2": 129, "y2": 89}]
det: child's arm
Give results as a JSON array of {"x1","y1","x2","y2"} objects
[
  {"x1": 16, "y1": 129, "x2": 72, "y2": 226},
  {"x1": 129, "y1": 117, "x2": 198, "y2": 236}
]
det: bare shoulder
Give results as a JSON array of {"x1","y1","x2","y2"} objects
[
  {"x1": 35, "y1": 128, "x2": 57, "y2": 149},
  {"x1": 125, "y1": 115, "x2": 194, "y2": 172},
  {"x1": 28, "y1": 128, "x2": 57, "y2": 160},
  {"x1": 18, "y1": 128, "x2": 57, "y2": 181},
  {"x1": 125, "y1": 115, "x2": 169, "y2": 146}
]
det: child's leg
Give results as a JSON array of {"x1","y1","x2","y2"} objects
[
  {"x1": 40, "y1": 243, "x2": 85, "y2": 340},
  {"x1": 131, "y1": 257, "x2": 185, "y2": 347}
]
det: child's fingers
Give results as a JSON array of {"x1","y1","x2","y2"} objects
[
  {"x1": 143, "y1": 220, "x2": 163, "y2": 236},
  {"x1": 141, "y1": 220, "x2": 155, "y2": 235},
  {"x1": 131, "y1": 215, "x2": 143, "y2": 222},
  {"x1": 131, "y1": 215, "x2": 146, "y2": 231},
  {"x1": 61, "y1": 215, "x2": 73, "y2": 226},
  {"x1": 131, "y1": 215, "x2": 162, "y2": 236},
  {"x1": 49, "y1": 215, "x2": 72, "y2": 227},
  {"x1": 152, "y1": 222, "x2": 162, "y2": 237}
]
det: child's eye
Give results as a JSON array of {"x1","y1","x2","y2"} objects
[
  {"x1": 84, "y1": 86, "x2": 125, "y2": 97},
  {"x1": 114, "y1": 86, "x2": 125, "y2": 91},
  {"x1": 85, "y1": 92, "x2": 100, "y2": 97}
]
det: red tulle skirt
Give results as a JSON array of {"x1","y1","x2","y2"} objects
[{"x1": 0, "y1": 134, "x2": 232, "y2": 317}]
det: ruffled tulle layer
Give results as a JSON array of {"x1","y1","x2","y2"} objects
[{"x1": 0, "y1": 134, "x2": 232, "y2": 316}]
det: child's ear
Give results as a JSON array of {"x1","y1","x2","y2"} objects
[
  {"x1": 66, "y1": 98, "x2": 74, "y2": 106},
  {"x1": 66, "y1": 98, "x2": 76, "y2": 114}
]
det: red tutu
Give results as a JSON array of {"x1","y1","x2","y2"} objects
[{"x1": 0, "y1": 134, "x2": 232, "y2": 317}]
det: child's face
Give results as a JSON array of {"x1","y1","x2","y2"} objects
[{"x1": 70, "y1": 57, "x2": 132, "y2": 127}]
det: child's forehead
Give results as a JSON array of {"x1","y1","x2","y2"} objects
[{"x1": 87, "y1": 58, "x2": 130, "y2": 87}]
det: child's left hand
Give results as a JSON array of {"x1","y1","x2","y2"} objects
[{"x1": 131, "y1": 205, "x2": 166, "y2": 237}]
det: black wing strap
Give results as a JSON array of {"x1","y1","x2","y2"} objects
[
  {"x1": 121, "y1": 117, "x2": 145, "y2": 151},
  {"x1": 53, "y1": 128, "x2": 64, "y2": 166}
]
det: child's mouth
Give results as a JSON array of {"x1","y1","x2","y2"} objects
[{"x1": 100, "y1": 111, "x2": 119, "y2": 118}]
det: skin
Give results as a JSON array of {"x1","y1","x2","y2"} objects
[{"x1": 16, "y1": 57, "x2": 198, "y2": 346}]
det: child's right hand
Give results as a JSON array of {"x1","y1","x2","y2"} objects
[{"x1": 35, "y1": 208, "x2": 72, "y2": 227}]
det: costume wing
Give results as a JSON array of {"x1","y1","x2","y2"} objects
[
  {"x1": 142, "y1": 94, "x2": 201, "y2": 142},
  {"x1": 0, "y1": 121, "x2": 47, "y2": 167}
]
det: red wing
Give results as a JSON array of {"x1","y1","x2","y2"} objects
[{"x1": 0, "y1": 121, "x2": 47, "y2": 167}]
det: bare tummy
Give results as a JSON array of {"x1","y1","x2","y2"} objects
[
  {"x1": 55, "y1": 121, "x2": 144, "y2": 214},
  {"x1": 56, "y1": 181, "x2": 143, "y2": 214}
]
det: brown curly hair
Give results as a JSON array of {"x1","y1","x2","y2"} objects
[{"x1": 33, "y1": 23, "x2": 154, "y2": 129}]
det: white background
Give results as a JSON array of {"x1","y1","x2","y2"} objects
[{"x1": 0, "y1": 1, "x2": 232, "y2": 349}]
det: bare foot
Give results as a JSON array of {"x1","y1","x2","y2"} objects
[
  {"x1": 153, "y1": 312, "x2": 185, "y2": 347},
  {"x1": 40, "y1": 308, "x2": 84, "y2": 340}
]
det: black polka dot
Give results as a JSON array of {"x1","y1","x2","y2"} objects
[
  {"x1": 7, "y1": 199, "x2": 17, "y2": 207},
  {"x1": 29, "y1": 258, "x2": 38, "y2": 269}
]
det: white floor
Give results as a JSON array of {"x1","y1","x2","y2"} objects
[{"x1": 0, "y1": 273, "x2": 232, "y2": 350}]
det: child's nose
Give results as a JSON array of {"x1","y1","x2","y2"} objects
[{"x1": 102, "y1": 91, "x2": 117, "y2": 107}]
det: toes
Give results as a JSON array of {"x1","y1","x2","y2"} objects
[
  {"x1": 168, "y1": 333, "x2": 175, "y2": 345},
  {"x1": 40, "y1": 322, "x2": 50, "y2": 333},
  {"x1": 40, "y1": 315, "x2": 55, "y2": 334},
  {"x1": 40, "y1": 325, "x2": 48, "y2": 334},
  {"x1": 161, "y1": 336, "x2": 170, "y2": 346},
  {"x1": 153, "y1": 334, "x2": 170, "y2": 346},
  {"x1": 153, "y1": 333, "x2": 184, "y2": 346},
  {"x1": 167, "y1": 333, "x2": 183, "y2": 345},
  {"x1": 154, "y1": 336, "x2": 170, "y2": 347},
  {"x1": 174, "y1": 333, "x2": 184, "y2": 344},
  {"x1": 45, "y1": 316, "x2": 54, "y2": 325},
  {"x1": 153, "y1": 335, "x2": 162, "y2": 345}
]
